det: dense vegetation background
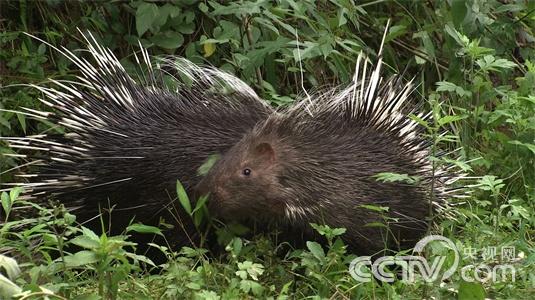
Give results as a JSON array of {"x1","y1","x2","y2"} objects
[{"x1": 0, "y1": 0, "x2": 534, "y2": 299}]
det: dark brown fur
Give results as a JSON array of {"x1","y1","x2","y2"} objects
[{"x1": 197, "y1": 82, "x2": 436, "y2": 255}]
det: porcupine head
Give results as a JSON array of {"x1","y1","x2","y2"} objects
[
  {"x1": 195, "y1": 103, "x2": 433, "y2": 255},
  {"x1": 196, "y1": 118, "x2": 292, "y2": 221}
]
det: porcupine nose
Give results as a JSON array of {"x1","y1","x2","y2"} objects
[{"x1": 195, "y1": 177, "x2": 226, "y2": 204}]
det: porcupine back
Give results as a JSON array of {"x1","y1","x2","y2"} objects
[
  {"x1": 1, "y1": 32, "x2": 273, "y2": 248},
  {"x1": 196, "y1": 51, "x2": 464, "y2": 254}
]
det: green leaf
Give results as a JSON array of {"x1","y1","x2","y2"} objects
[
  {"x1": 231, "y1": 237, "x2": 242, "y2": 256},
  {"x1": 176, "y1": 180, "x2": 192, "y2": 215},
  {"x1": 199, "y1": 2, "x2": 209, "y2": 13},
  {"x1": 476, "y1": 55, "x2": 517, "y2": 73},
  {"x1": 373, "y1": 172, "x2": 420, "y2": 184},
  {"x1": 70, "y1": 235, "x2": 101, "y2": 250},
  {"x1": 203, "y1": 42, "x2": 216, "y2": 58},
  {"x1": 127, "y1": 223, "x2": 163, "y2": 236},
  {"x1": 436, "y1": 81, "x2": 472, "y2": 98},
  {"x1": 151, "y1": 31, "x2": 184, "y2": 49},
  {"x1": 444, "y1": 24, "x2": 469, "y2": 47},
  {"x1": 409, "y1": 113, "x2": 430, "y2": 128},
  {"x1": 509, "y1": 140, "x2": 535, "y2": 155},
  {"x1": 495, "y1": 3, "x2": 526, "y2": 13},
  {"x1": 451, "y1": 0, "x2": 467, "y2": 27},
  {"x1": 197, "y1": 154, "x2": 220, "y2": 176},
  {"x1": 81, "y1": 226, "x2": 100, "y2": 241},
  {"x1": 64, "y1": 251, "x2": 99, "y2": 267},
  {"x1": 363, "y1": 222, "x2": 388, "y2": 228},
  {"x1": 163, "y1": 3, "x2": 181, "y2": 18},
  {"x1": 237, "y1": 260, "x2": 264, "y2": 281},
  {"x1": 306, "y1": 241, "x2": 325, "y2": 261},
  {"x1": 136, "y1": 2, "x2": 159, "y2": 36},
  {"x1": 1, "y1": 192, "x2": 11, "y2": 215},
  {"x1": 9, "y1": 187, "x2": 21, "y2": 202},
  {"x1": 125, "y1": 252, "x2": 155, "y2": 267},
  {"x1": 332, "y1": 228, "x2": 347, "y2": 236},
  {"x1": 438, "y1": 115, "x2": 467, "y2": 126},
  {"x1": 192, "y1": 194, "x2": 209, "y2": 214},
  {"x1": 359, "y1": 204, "x2": 390, "y2": 213},
  {"x1": 386, "y1": 25, "x2": 407, "y2": 43},
  {"x1": 458, "y1": 281, "x2": 485, "y2": 300}
]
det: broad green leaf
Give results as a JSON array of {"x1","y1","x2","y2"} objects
[
  {"x1": 451, "y1": 0, "x2": 467, "y2": 27},
  {"x1": 151, "y1": 31, "x2": 184, "y2": 49},
  {"x1": 306, "y1": 241, "x2": 325, "y2": 261},
  {"x1": 70, "y1": 236, "x2": 101, "y2": 250},
  {"x1": 9, "y1": 187, "x2": 21, "y2": 202},
  {"x1": 64, "y1": 251, "x2": 99, "y2": 267},
  {"x1": 136, "y1": 2, "x2": 158, "y2": 36},
  {"x1": 509, "y1": 140, "x2": 535, "y2": 154}
]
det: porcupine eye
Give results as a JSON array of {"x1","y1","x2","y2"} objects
[{"x1": 242, "y1": 168, "x2": 251, "y2": 176}]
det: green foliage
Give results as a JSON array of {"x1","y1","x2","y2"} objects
[{"x1": 1, "y1": 0, "x2": 534, "y2": 298}]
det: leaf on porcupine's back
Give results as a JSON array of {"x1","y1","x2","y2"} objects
[
  {"x1": 363, "y1": 222, "x2": 389, "y2": 228},
  {"x1": 176, "y1": 180, "x2": 192, "y2": 215},
  {"x1": 358, "y1": 204, "x2": 390, "y2": 213},
  {"x1": 197, "y1": 154, "x2": 221, "y2": 176},
  {"x1": 372, "y1": 172, "x2": 420, "y2": 185}
]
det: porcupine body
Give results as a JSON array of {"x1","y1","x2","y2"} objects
[
  {"x1": 196, "y1": 52, "x2": 460, "y2": 255},
  {"x1": 1, "y1": 32, "x2": 273, "y2": 249}
]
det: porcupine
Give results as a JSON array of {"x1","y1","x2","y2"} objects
[
  {"x1": 0, "y1": 31, "x2": 273, "y2": 251},
  {"x1": 195, "y1": 45, "x2": 462, "y2": 255}
]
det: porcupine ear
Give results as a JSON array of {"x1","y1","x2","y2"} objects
[{"x1": 254, "y1": 143, "x2": 275, "y2": 163}]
